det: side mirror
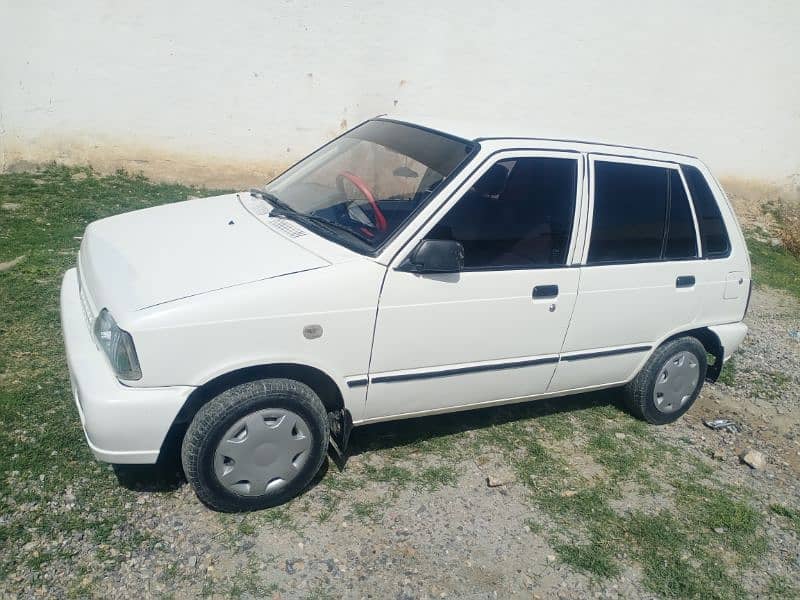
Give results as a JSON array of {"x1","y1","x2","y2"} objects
[{"x1": 399, "y1": 239, "x2": 464, "y2": 273}]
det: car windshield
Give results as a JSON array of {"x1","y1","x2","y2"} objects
[{"x1": 262, "y1": 120, "x2": 474, "y2": 251}]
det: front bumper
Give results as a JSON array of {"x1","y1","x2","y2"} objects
[{"x1": 60, "y1": 268, "x2": 194, "y2": 463}]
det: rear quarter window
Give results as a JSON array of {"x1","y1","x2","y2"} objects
[{"x1": 681, "y1": 165, "x2": 731, "y2": 258}]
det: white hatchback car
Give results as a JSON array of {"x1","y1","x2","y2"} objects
[{"x1": 61, "y1": 117, "x2": 750, "y2": 511}]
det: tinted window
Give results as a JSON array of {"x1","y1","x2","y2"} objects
[
  {"x1": 427, "y1": 157, "x2": 577, "y2": 268},
  {"x1": 681, "y1": 165, "x2": 730, "y2": 257},
  {"x1": 588, "y1": 162, "x2": 668, "y2": 263},
  {"x1": 664, "y1": 170, "x2": 699, "y2": 259}
]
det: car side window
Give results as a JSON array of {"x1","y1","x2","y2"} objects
[
  {"x1": 588, "y1": 161, "x2": 699, "y2": 264},
  {"x1": 426, "y1": 157, "x2": 578, "y2": 269},
  {"x1": 681, "y1": 165, "x2": 731, "y2": 257},
  {"x1": 664, "y1": 169, "x2": 699, "y2": 260},
  {"x1": 588, "y1": 162, "x2": 669, "y2": 263}
]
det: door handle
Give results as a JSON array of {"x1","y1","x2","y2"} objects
[
  {"x1": 676, "y1": 275, "x2": 695, "y2": 288},
  {"x1": 533, "y1": 284, "x2": 559, "y2": 299}
]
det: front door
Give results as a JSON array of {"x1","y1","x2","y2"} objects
[{"x1": 364, "y1": 152, "x2": 584, "y2": 420}]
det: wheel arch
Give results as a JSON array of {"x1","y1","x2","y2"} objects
[
  {"x1": 157, "y1": 362, "x2": 345, "y2": 464},
  {"x1": 662, "y1": 326, "x2": 724, "y2": 382}
]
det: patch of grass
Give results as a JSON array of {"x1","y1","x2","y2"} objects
[
  {"x1": 415, "y1": 465, "x2": 458, "y2": 491},
  {"x1": 749, "y1": 371, "x2": 791, "y2": 400},
  {"x1": 554, "y1": 540, "x2": 620, "y2": 578},
  {"x1": 470, "y1": 393, "x2": 767, "y2": 598},
  {"x1": 625, "y1": 510, "x2": 745, "y2": 599},
  {"x1": 0, "y1": 165, "x2": 230, "y2": 580},
  {"x1": 229, "y1": 555, "x2": 279, "y2": 599},
  {"x1": 362, "y1": 463, "x2": 414, "y2": 488},
  {"x1": 770, "y1": 504, "x2": 800, "y2": 534},
  {"x1": 717, "y1": 356, "x2": 737, "y2": 386},
  {"x1": 522, "y1": 517, "x2": 543, "y2": 534},
  {"x1": 675, "y1": 481, "x2": 765, "y2": 557},
  {"x1": 351, "y1": 499, "x2": 384, "y2": 522},
  {"x1": 747, "y1": 236, "x2": 800, "y2": 300},
  {"x1": 315, "y1": 491, "x2": 341, "y2": 523},
  {"x1": 766, "y1": 575, "x2": 799, "y2": 599},
  {"x1": 586, "y1": 431, "x2": 648, "y2": 479}
]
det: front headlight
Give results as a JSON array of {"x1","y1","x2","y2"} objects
[{"x1": 94, "y1": 309, "x2": 142, "y2": 381}]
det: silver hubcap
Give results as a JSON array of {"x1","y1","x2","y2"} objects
[
  {"x1": 653, "y1": 351, "x2": 699, "y2": 414},
  {"x1": 213, "y1": 409, "x2": 313, "y2": 496}
]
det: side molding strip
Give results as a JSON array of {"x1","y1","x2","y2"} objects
[
  {"x1": 371, "y1": 356, "x2": 559, "y2": 384},
  {"x1": 561, "y1": 345, "x2": 652, "y2": 362},
  {"x1": 346, "y1": 377, "x2": 368, "y2": 388},
  {"x1": 353, "y1": 346, "x2": 651, "y2": 388}
]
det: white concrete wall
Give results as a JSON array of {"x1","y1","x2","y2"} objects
[{"x1": 1, "y1": 0, "x2": 799, "y2": 186}]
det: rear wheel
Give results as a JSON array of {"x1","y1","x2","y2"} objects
[
  {"x1": 623, "y1": 337, "x2": 707, "y2": 424},
  {"x1": 181, "y1": 378, "x2": 329, "y2": 512}
]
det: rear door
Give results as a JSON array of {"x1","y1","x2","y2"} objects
[
  {"x1": 364, "y1": 151, "x2": 584, "y2": 420},
  {"x1": 549, "y1": 155, "x2": 703, "y2": 392}
]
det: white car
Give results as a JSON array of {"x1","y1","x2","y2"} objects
[{"x1": 61, "y1": 117, "x2": 750, "y2": 511}]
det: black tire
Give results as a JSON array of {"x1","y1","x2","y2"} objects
[
  {"x1": 623, "y1": 336, "x2": 707, "y2": 425},
  {"x1": 181, "y1": 378, "x2": 329, "y2": 512}
]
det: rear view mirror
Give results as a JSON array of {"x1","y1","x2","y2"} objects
[{"x1": 399, "y1": 239, "x2": 464, "y2": 273}]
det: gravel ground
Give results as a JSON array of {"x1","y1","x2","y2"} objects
[{"x1": 3, "y1": 285, "x2": 798, "y2": 599}]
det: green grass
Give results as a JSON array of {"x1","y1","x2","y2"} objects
[
  {"x1": 351, "y1": 499, "x2": 384, "y2": 522},
  {"x1": 464, "y1": 396, "x2": 770, "y2": 598},
  {"x1": 769, "y1": 504, "x2": 800, "y2": 534},
  {"x1": 766, "y1": 575, "x2": 799, "y2": 599},
  {"x1": 747, "y1": 237, "x2": 800, "y2": 300},
  {"x1": 717, "y1": 356, "x2": 737, "y2": 386},
  {"x1": 554, "y1": 540, "x2": 620, "y2": 578},
  {"x1": 0, "y1": 165, "x2": 229, "y2": 581}
]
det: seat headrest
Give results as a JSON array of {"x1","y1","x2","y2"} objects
[{"x1": 473, "y1": 163, "x2": 509, "y2": 196}]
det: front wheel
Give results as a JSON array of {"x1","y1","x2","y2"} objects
[
  {"x1": 181, "y1": 378, "x2": 329, "y2": 512},
  {"x1": 623, "y1": 337, "x2": 707, "y2": 425}
]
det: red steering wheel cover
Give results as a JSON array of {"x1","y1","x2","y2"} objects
[{"x1": 339, "y1": 171, "x2": 388, "y2": 232}]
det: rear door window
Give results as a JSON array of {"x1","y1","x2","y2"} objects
[
  {"x1": 664, "y1": 170, "x2": 699, "y2": 260},
  {"x1": 681, "y1": 165, "x2": 731, "y2": 257},
  {"x1": 588, "y1": 160, "x2": 699, "y2": 264},
  {"x1": 588, "y1": 161, "x2": 669, "y2": 263}
]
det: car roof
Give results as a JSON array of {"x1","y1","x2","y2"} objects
[{"x1": 376, "y1": 114, "x2": 698, "y2": 162}]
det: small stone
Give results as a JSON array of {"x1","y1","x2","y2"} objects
[
  {"x1": 285, "y1": 559, "x2": 304, "y2": 574},
  {"x1": 740, "y1": 449, "x2": 766, "y2": 469},
  {"x1": 561, "y1": 490, "x2": 577, "y2": 497},
  {"x1": 711, "y1": 449, "x2": 725, "y2": 461},
  {"x1": 486, "y1": 476, "x2": 507, "y2": 488},
  {"x1": 188, "y1": 555, "x2": 197, "y2": 568},
  {"x1": 713, "y1": 527, "x2": 726, "y2": 534},
  {"x1": 1, "y1": 202, "x2": 21, "y2": 210},
  {"x1": 547, "y1": 555, "x2": 556, "y2": 563},
  {"x1": 614, "y1": 432, "x2": 626, "y2": 440}
]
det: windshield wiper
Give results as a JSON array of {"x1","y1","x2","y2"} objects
[
  {"x1": 269, "y1": 207, "x2": 373, "y2": 245},
  {"x1": 249, "y1": 188, "x2": 294, "y2": 213}
]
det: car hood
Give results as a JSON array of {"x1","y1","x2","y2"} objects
[{"x1": 78, "y1": 193, "x2": 330, "y2": 314}]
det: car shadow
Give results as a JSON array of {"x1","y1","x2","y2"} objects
[
  {"x1": 112, "y1": 388, "x2": 624, "y2": 494},
  {"x1": 347, "y1": 388, "x2": 622, "y2": 458}
]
